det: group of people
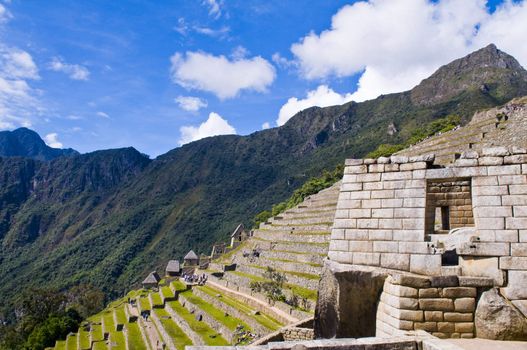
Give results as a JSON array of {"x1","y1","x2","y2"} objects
[{"x1": 182, "y1": 272, "x2": 208, "y2": 285}]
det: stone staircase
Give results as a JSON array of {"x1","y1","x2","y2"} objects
[
  {"x1": 397, "y1": 96, "x2": 527, "y2": 164},
  {"x1": 204, "y1": 182, "x2": 340, "y2": 319}
]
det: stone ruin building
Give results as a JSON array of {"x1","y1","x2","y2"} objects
[{"x1": 317, "y1": 147, "x2": 527, "y2": 341}]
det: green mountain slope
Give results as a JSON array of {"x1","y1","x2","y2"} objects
[
  {"x1": 1, "y1": 44, "x2": 527, "y2": 319},
  {"x1": 0, "y1": 128, "x2": 78, "y2": 160}
]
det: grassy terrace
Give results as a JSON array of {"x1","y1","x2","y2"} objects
[
  {"x1": 102, "y1": 309, "x2": 115, "y2": 333},
  {"x1": 231, "y1": 271, "x2": 318, "y2": 301},
  {"x1": 165, "y1": 300, "x2": 229, "y2": 346},
  {"x1": 176, "y1": 291, "x2": 250, "y2": 332},
  {"x1": 171, "y1": 280, "x2": 188, "y2": 292},
  {"x1": 138, "y1": 296, "x2": 151, "y2": 312},
  {"x1": 65, "y1": 334, "x2": 77, "y2": 349},
  {"x1": 126, "y1": 322, "x2": 146, "y2": 350},
  {"x1": 152, "y1": 308, "x2": 192, "y2": 350},
  {"x1": 109, "y1": 330, "x2": 126, "y2": 350},
  {"x1": 54, "y1": 340, "x2": 66, "y2": 350},
  {"x1": 161, "y1": 285, "x2": 174, "y2": 299},
  {"x1": 199, "y1": 285, "x2": 283, "y2": 331},
  {"x1": 78, "y1": 328, "x2": 91, "y2": 349},
  {"x1": 90, "y1": 323, "x2": 103, "y2": 342},
  {"x1": 150, "y1": 292, "x2": 164, "y2": 307},
  {"x1": 115, "y1": 306, "x2": 127, "y2": 325}
]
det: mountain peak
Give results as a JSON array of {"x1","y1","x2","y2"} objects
[
  {"x1": 411, "y1": 44, "x2": 527, "y2": 106},
  {"x1": 0, "y1": 127, "x2": 79, "y2": 161}
]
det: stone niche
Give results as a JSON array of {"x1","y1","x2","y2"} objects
[{"x1": 425, "y1": 178, "x2": 474, "y2": 236}]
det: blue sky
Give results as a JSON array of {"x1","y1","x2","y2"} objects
[{"x1": 0, "y1": 0, "x2": 525, "y2": 157}]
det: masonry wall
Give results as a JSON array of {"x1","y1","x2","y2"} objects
[{"x1": 328, "y1": 147, "x2": 527, "y2": 324}]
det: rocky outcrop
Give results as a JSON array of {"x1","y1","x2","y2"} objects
[
  {"x1": 475, "y1": 288, "x2": 527, "y2": 340},
  {"x1": 314, "y1": 261, "x2": 388, "y2": 339}
]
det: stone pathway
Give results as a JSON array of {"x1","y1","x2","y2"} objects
[
  {"x1": 139, "y1": 317, "x2": 163, "y2": 350},
  {"x1": 446, "y1": 338, "x2": 527, "y2": 350}
]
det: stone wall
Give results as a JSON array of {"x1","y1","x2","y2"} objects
[
  {"x1": 326, "y1": 147, "x2": 527, "y2": 339},
  {"x1": 376, "y1": 275, "x2": 477, "y2": 339},
  {"x1": 282, "y1": 327, "x2": 314, "y2": 341}
]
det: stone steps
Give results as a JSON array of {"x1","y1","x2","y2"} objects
[
  {"x1": 259, "y1": 223, "x2": 332, "y2": 232},
  {"x1": 232, "y1": 255, "x2": 322, "y2": 275},
  {"x1": 158, "y1": 303, "x2": 204, "y2": 347},
  {"x1": 259, "y1": 249, "x2": 326, "y2": 265},
  {"x1": 268, "y1": 215, "x2": 335, "y2": 225},
  {"x1": 252, "y1": 229, "x2": 330, "y2": 243},
  {"x1": 251, "y1": 237, "x2": 329, "y2": 255}
]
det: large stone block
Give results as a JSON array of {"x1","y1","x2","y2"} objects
[
  {"x1": 500, "y1": 257, "x2": 527, "y2": 270},
  {"x1": 506, "y1": 217, "x2": 527, "y2": 230},
  {"x1": 314, "y1": 261, "x2": 388, "y2": 338},
  {"x1": 393, "y1": 230, "x2": 425, "y2": 242},
  {"x1": 442, "y1": 287, "x2": 477, "y2": 298},
  {"x1": 444, "y1": 312, "x2": 473, "y2": 322},
  {"x1": 475, "y1": 288, "x2": 527, "y2": 340},
  {"x1": 409, "y1": 254, "x2": 442, "y2": 276},
  {"x1": 457, "y1": 242, "x2": 509, "y2": 257},
  {"x1": 380, "y1": 253, "x2": 410, "y2": 271},
  {"x1": 511, "y1": 243, "x2": 527, "y2": 256},
  {"x1": 383, "y1": 280, "x2": 418, "y2": 298},
  {"x1": 345, "y1": 229, "x2": 368, "y2": 240},
  {"x1": 501, "y1": 271, "x2": 527, "y2": 300},
  {"x1": 391, "y1": 273, "x2": 431, "y2": 288},
  {"x1": 454, "y1": 298, "x2": 476, "y2": 312},
  {"x1": 352, "y1": 252, "x2": 380, "y2": 266},
  {"x1": 487, "y1": 165, "x2": 522, "y2": 176},
  {"x1": 419, "y1": 299, "x2": 455, "y2": 311},
  {"x1": 459, "y1": 256, "x2": 504, "y2": 286}
]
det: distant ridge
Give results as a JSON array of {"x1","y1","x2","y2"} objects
[{"x1": 0, "y1": 127, "x2": 79, "y2": 161}]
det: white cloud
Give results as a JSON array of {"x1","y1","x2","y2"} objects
[
  {"x1": 49, "y1": 57, "x2": 90, "y2": 81},
  {"x1": 0, "y1": 4, "x2": 12, "y2": 23},
  {"x1": 179, "y1": 112, "x2": 236, "y2": 145},
  {"x1": 277, "y1": 85, "x2": 353, "y2": 126},
  {"x1": 202, "y1": 0, "x2": 222, "y2": 19},
  {"x1": 0, "y1": 46, "x2": 41, "y2": 129},
  {"x1": 261, "y1": 122, "x2": 270, "y2": 130},
  {"x1": 175, "y1": 96, "x2": 208, "y2": 112},
  {"x1": 290, "y1": 0, "x2": 527, "y2": 102},
  {"x1": 96, "y1": 111, "x2": 110, "y2": 118},
  {"x1": 193, "y1": 25, "x2": 230, "y2": 38},
  {"x1": 272, "y1": 52, "x2": 296, "y2": 69},
  {"x1": 170, "y1": 51, "x2": 276, "y2": 100},
  {"x1": 44, "y1": 133, "x2": 63, "y2": 148}
]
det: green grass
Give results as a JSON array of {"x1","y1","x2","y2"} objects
[
  {"x1": 152, "y1": 308, "x2": 192, "y2": 350},
  {"x1": 126, "y1": 322, "x2": 146, "y2": 350},
  {"x1": 54, "y1": 340, "x2": 66, "y2": 350},
  {"x1": 115, "y1": 306, "x2": 127, "y2": 325},
  {"x1": 90, "y1": 323, "x2": 104, "y2": 341},
  {"x1": 138, "y1": 296, "x2": 151, "y2": 312},
  {"x1": 161, "y1": 285, "x2": 174, "y2": 299},
  {"x1": 102, "y1": 310, "x2": 115, "y2": 333},
  {"x1": 175, "y1": 292, "x2": 249, "y2": 332},
  {"x1": 79, "y1": 328, "x2": 91, "y2": 349},
  {"x1": 65, "y1": 334, "x2": 77, "y2": 349},
  {"x1": 92, "y1": 340, "x2": 107, "y2": 350},
  {"x1": 109, "y1": 330, "x2": 126, "y2": 350},
  {"x1": 163, "y1": 301, "x2": 229, "y2": 346},
  {"x1": 150, "y1": 292, "x2": 164, "y2": 307},
  {"x1": 171, "y1": 280, "x2": 188, "y2": 293},
  {"x1": 199, "y1": 285, "x2": 283, "y2": 331},
  {"x1": 216, "y1": 242, "x2": 245, "y2": 262}
]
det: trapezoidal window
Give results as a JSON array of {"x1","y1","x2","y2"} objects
[{"x1": 425, "y1": 178, "x2": 475, "y2": 266}]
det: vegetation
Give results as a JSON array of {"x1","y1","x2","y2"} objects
[
  {"x1": 253, "y1": 164, "x2": 343, "y2": 227},
  {"x1": 366, "y1": 114, "x2": 461, "y2": 158},
  {"x1": 249, "y1": 267, "x2": 288, "y2": 303},
  {"x1": 0, "y1": 285, "x2": 103, "y2": 350}
]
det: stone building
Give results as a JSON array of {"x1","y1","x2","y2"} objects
[
  {"x1": 230, "y1": 223, "x2": 249, "y2": 247},
  {"x1": 142, "y1": 271, "x2": 161, "y2": 289},
  {"x1": 165, "y1": 260, "x2": 181, "y2": 276},
  {"x1": 317, "y1": 147, "x2": 527, "y2": 340},
  {"x1": 183, "y1": 250, "x2": 199, "y2": 266}
]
